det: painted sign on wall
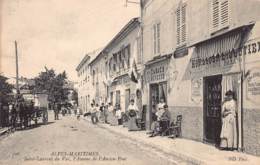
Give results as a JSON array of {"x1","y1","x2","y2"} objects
[
  {"x1": 190, "y1": 78, "x2": 202, "y2": 103},
  {"x1": 246, "y1": 67, "x2": 260, "y2": 105}
]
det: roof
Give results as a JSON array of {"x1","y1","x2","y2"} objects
[
  {"x1": 76, "y1": 48, "x2": 103, "y2": 71},
  {"x1": 89, "y1": 17, "x2": 140, "y2": 66}
]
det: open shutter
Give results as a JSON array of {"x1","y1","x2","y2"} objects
[
  {"x1": 176, "y1": 8, "x2": 181, "y2": 45},
  {"x1": 212, "y1": 0, "x2": 219, "y2": 30},
  {"x1": 220, "y1": 0, "x2": 229, "y2": 27},
  {"x1": 157, "y1": 23, "x2": 161, "y2": 53},
  {"x1": 181, "y1": 4, "x2": 186, "y2": 43}
]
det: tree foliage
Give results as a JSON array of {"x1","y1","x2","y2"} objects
[
  {"x1": 0, "y1": 74, "x2": 14, "y2": 104},
  {"x1": 33, "y1": 68, "x2": 69, "y2": 104}
]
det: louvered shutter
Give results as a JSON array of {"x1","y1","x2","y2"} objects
[
  {"x1": 176, "y1": 8, "x2": 181, "y2": 45},
  {"x1": 220, "y1": 0, "x2": 229, "y2": 27},
  {"x1": 153, "y1": 24, "x2": 157, "y2": 54},
  {"x1": 181, "y1": 5, "x2": 186, "y2": 43},
  {"x1": 212, "y1": 0, "x2": 219, "y2": 29},
  {"x1": 157, "y1": 23, "x2": 161, "y2": 53}
]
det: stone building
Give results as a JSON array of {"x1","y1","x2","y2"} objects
[
  {"x1": 76, "y1": 49, "x2": 102, "y2": 113},
  {"x1": 89, "y1": 17, "x2": 142, "y2": 111},
  {"x1": 141, "y1": 0, "x2": 260, "y2": 156}
]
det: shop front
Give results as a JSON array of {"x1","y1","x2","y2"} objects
[
  {"x1": 108, "y1": 74, "x2": 137, "y2": 112},
  {"x1": 144, "y1": 55, "x2": 170, "y2": 129},
  {"x1": 189, "y1": 25, "x2": 254, "y2": 150}
]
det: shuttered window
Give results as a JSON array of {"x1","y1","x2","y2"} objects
[
  {"x1": 176, "y1": 3, "x2": 187, "y2": 47},
  {"x1": 211, "y1": 0, "x2": 229, "y2": 32},
  {"x1": 153, "y1": 22, "x2": 161, "y2": 55}
]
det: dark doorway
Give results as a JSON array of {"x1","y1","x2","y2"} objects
[{"x1": 203, "y1": 75, "x2": 222, "y2": 145}]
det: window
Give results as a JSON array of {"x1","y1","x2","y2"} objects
[
  {"x1": 176, "y1": 3, "x2": 186, "y2": 46},
  {"x1": 153, "y1": 22, "x2": 161, "y2": 55},
  {"x1": 211, "y1": 0, "x2": 229, "y2": 32}
]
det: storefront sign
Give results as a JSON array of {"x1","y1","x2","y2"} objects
[
  {"x1": 246, "y1": 67, "x2": 260, "y2": 104},
  {"x1": 145, "y1": 61, "x2": 167, "y2": 83},
  {"x1": 190, "y1": 78, "x2": 202, "y2": 103}
]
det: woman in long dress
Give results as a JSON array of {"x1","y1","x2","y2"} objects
[
  {"x1": 220, "y1": 90, "x2": 237, "y2": 150},
  {"x1": 127, "y1": 99, "x2": 140, "y2": 131}
]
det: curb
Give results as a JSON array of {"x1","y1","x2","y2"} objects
[
  {"x1": 82, "y1": 117, "x2": 205, "y2": 165},
  {"x1": 0, "y1": 127, "x2": 11, "y2": 136}
]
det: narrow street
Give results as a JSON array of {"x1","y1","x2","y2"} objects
[{"x1": 0, "y1": 111, "x2": 182, "y2": 165}]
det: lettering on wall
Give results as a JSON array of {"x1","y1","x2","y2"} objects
[
  {"x1": 190, "y1": 78, "x2": 202, "y2": 103},
  {"x1": 246, "y1": 67, "x2": 260, "y2": 105},
  {"x1": 145, "y1": 61, "x2": 167, "y2": 83}
]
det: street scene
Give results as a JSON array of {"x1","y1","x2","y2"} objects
[{"x1": 1, "y1": 0, "x2": 260, "y2": 164}]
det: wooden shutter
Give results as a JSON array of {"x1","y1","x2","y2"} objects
[
  {"x1": 212, "y1": 0, "x2": 219, "y2": 29},
  {"x1": 153, "y1": 24, "x2": 157, "y2": 54},
  {"x1": 157, "y1": 23, "x2": 161, "y2": 53},
  {"x1": 220, "y1": 0, "x2": 229, "y2": 27},
  {"x1": 181, "y1": 5, "x2": 186, "y2": 43},
  {"x1": 176, "y1": 8, "x2": 181, "y2": 45}
]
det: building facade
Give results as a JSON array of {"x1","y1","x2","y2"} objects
[
  {"x1": 89, "y1": 17, "x2": 142, "y2": 112},
  {"x1": 76, "y1": 49, "x2": 102, "y2": 113},
  {"x1": 141, "y1": 0, "x2": 260, "y2": 156}
]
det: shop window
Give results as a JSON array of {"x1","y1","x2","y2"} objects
[
  {"x1": 176, "y1": 3, "x2": 187, "y2": 47},
  {"x1": 153, "y1": 22, "x2": 161, "y2": 55},
  {"x1": 211, "y1": 0, "x2": 229, "y2": 33}
]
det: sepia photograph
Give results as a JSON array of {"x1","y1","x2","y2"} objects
[{"x1": 1, "y1": 0, "x2": 260, "y2": 164}]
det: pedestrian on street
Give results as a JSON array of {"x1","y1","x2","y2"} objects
[
  {"x1": 115, "y1": 103, "x2": 122, "y2": 125},
  {"x1": 127, "y1": 99, "x2": 140, "y2": 131},
  {"x1": 90, "y1": 103, "x2": 98, "y2": 124},
  {"x1": 107, "y1": 103, "x2": 114, "y2": 124},
  {"x1": 54, "y1": 103, "x2": 60, "y2": 120},
  {"x1": 99, "y1": 103, "x2": 106, "y2": 123}
]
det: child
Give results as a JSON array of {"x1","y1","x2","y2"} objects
[{"x1": 115, "y1": 103, "x2": 122, "y2": 125}]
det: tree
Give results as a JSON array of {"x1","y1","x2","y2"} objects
[
  {"x1": 0, "y1": 74, "x2": 14, "y2": 104},
  {"x1": 33, "y1": 68, "x2": 69, "y2": 105}
]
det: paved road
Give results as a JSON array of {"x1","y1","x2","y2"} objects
[{"x1": 0, "y1": 112, "x2": 180, "y2": 165}]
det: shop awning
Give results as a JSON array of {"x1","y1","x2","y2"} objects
[{"x1": 183, "y1": 23, "x2": 254, "y2": 79}]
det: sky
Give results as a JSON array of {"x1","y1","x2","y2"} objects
[{"x1": 0, "y1": 0, "x2": 139, "y2": 81}]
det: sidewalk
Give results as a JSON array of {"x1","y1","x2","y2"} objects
[{"x1": 82, "y1": 116, "x2": 260, "y2": 165}]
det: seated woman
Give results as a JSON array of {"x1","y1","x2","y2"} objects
[
  {"x1": 127, "y1": 99, "x2": 140, "y2": 131},
  {"x1": 149, "y1": 104, "x2": 170, "y2": 137}
]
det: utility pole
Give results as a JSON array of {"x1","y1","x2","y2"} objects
[{"x1": 15, "y1": 41, "x2": 19, "y2": 96}]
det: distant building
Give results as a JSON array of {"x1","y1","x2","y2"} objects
[
  {"x1": 89, "y1": 17, "x2": 142, "y2": 111},
  {"x1": 76, "y1": 48, "x2": 102, "y2": 113}
]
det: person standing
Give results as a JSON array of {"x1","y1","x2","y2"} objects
[
  {"x1": 107, "y1": 103, "x2": 114, "y2": 124},
  {"x1": 99, "y1": 103, "x2": 106, "y2": 123},
  {"x1": 54, "y1": 103, "x2": 60, "y2": 120},
  {"x1": 90, "y1": 103, "x2": 98, "y2": 124},
  {"x1": 115, "y1": 103, "x2": 122, "y2": 125},
  {"x1": 127, "y1": 99, "x2": 140, "y2": 131},
  {"x1": 219, "y1": 90, "x2": 237, "y2": 150}
]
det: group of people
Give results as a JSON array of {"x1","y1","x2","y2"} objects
[
  {"x1": 86, "y1": 99, "x2": 142, "y2": 131},
  {"x1": 6, "y1": 96, "x2": 35, "y2": 130}
]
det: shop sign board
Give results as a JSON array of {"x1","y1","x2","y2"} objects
[{"x1": 145, "y1": 61, "x2": 167, "y2": 83}]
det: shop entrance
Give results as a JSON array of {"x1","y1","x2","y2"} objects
[
  {"x1": 203, "y1": 75, "x2": 222, "y2": 145},
  {"x1": 149, "y1": 82, "x2": 167, "y2": 128}
]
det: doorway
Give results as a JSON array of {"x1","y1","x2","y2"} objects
[
  {"x1": 203, "y1": 75, "x2": 222, "y2": 145},
  {"x1": 149, "y1": 82, "x2": 167, "y2": 128}
]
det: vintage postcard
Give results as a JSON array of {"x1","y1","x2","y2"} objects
[{"x1": 1, "y1": 0, "x2": 260, "y2": 164}]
